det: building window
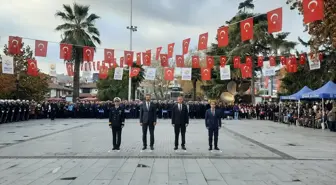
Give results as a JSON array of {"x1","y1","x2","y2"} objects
[{"x1": 82, "y1": 88, "x2": 90, "y2": 93}]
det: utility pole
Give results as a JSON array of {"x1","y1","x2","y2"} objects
[{"x1": 126, "y1": 0, "x2": 137, "y2": 101}]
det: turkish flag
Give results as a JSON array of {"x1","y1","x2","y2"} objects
[
  {"x1": 280, "y1": 56, "x2": 286, "y2": 65},
  {"x1": 136, "y1": 52, "x2": 141, "y2": 65},
  {"x1": 167, "y1": 43, "x2": 175, "y2": 58},
  {"x1": 142, "y1": 52, "x2": 151, "y2": 66},
  {"x1": 240, "y1": 64, "x2": 252, "y2": 79},
  {"x1": 269, "y1": 56, "x2": 276, "y2": 66},
  {"x1": 286, "y1": 56, "x2": 297, "y2": 73},
  {"x1": 299, "y1": 53, "x2": 306, "y2": 65},
  {"x1": 8, "y1": 36, "x2": 22, "y2": 55},
  {"x1": 267, "y1": 7, "x2": 282, "y2": 33},
  {"x1": 160, "y1": 54, "x2": 169, "y2": 67},
  {"x1": 303, "y1": 0, "x2": 324, "y2": 24},
  {"x1": 60, "y1": 43, "x2": 72, "y2": 61},
  {"x1": 156, "y1": 47, "x2": 162, "y2": 60},
  {"x1": 97, "y1": 61, "x2": 101, "y2": 71},
  {"x1": 146, "y1": 49, "x2": 151, "y2": 54},
  {"x1": 27, "y1": 59, "x2": 38, "y2": 76},
  {"x1": 240, "y1": 18, "x2": 254, "y2": 41},
  {"x1": 124, "y1": 50, "x2": 134, "y2": 66},
  {"x1": 164, "y1": 68, "x2": 174, "y2": 81},
  {"x1": 192, "y1": 56, "x2": 200, "y2": 68},
  {"x1": 66, "y1": 62, "x2": 74, "y2": 76},
  {"x1": 201, "y1": 68, "x2": 211, "y2": 81},
  {"x1": 182, "y1": 38, "x2": 190, "y2": 55},
  {"x1": 83, "y1": 46, "x2": 94, "y2": 61},
  {"x1": 217, "y1": 26, "x2": 229, "y2": 47},
  {"x1": 175, "y1": 55, "x2": 184, "y2": 67},
  {"x1": 220, "y1": 56, "x2": 227, "y2": 67},
  {"x1": 35, "y1": 40, "x2": 48, "y2": 57},
  {"x1": 206, "y1": 56, "x2": 214, "y2": 68},
  {"x1": 104, "y1": 49, "x2": 114, "y2": 63},
  {"x1": 245, "y1": 56, "x2": 252, "y2": 68},
  {"x1": 233, "y1": 56, "x2": 241, "y2": 68},
  {"x1": 258, "y1": 56, "x2": 264, "y2": 67},
  {"x1": 120, "y1": 57, "x2": 124, "y2": 68},
  {"x1": 198, "y1": 32, "x2": 208, "y2": 50},
  {"x1": 99, "y1": 65, "x2": 108, "y2": 79},
  {"x1": 130, "y1": 67, "x2": 140, "y2": 78}
]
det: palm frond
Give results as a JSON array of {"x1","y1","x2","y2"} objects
[
  {"x1": 73, "y1": 3, "x2": 89, "y2": 22},
  {"x1": 87, "y1": 27, "x2": 100, "y2": 36},
  {"x1": 86, "y1": 14, "x2": 100, "y2": 23},
  {"x1": 55, "y1": 23, "x2": 76, "y2": 31}
]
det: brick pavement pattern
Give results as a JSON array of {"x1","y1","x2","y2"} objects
[{"x1": 0, "y1": 118, "x2": 335, "y2": 185}]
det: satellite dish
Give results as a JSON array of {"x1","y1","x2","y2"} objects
[
  {"x1": 227, "y1": 81, "x2": 237, "y2": 94},
  {"x1": 220, "y1": 92, "x2": 234, "y2": 103}
]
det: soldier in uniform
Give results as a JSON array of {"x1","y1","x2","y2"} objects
[{"x1": 109, "y1": 97, "x2": 125, "y2": 151}]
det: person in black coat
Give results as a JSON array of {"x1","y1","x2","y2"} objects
[
  {"x1": 171, "y1": 96, "x2": 189, "y2": 150},
  {"x1": 205, "y1": 101, "x2": 222, "y2": 151},
  {"x1": 109, "y1": 97, "x2": 125, "y2": 151},
  {"x1": 139, "y1": 94, "x2": 157, "y2": 150}
]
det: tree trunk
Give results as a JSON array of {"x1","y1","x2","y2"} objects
[
  {"x1": 132, "y1": 83, "x2": 136, "y2": 100},
  {"x1": 251, "y1": 58, "x2": 255, "y2": 104},
  {"x1": 72, "y1": 47, "x2": 82, "y2": 102},
  {"x1": 192, "y1": 79, "x2": 197, "y2": 101}
]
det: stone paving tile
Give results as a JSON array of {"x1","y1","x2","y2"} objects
[{"x1": 0, "y1": 119, "x2": 335, "y2": 185}]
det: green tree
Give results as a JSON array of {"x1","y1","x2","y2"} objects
[
  {"x1": 0, "y1": 43, "x2": 49, "y2": 101},
  {"x1": 238, "y1": 0, "x2": 255, "y2": 13},
  {"x1": 97, "y1": 68, "x2": 128, "y2": 100},
  {"x1": 183, "y1": 49, "x2": 203, "y2": 101},
  {"x1": 55, "y1": 3, "x2": 101, "y2": 102}
]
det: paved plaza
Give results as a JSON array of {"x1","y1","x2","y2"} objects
[{"x1": 0, "y1": 118, "x2": 335, "y2": 185}]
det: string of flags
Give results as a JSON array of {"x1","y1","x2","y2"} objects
[{"x1": 1, "y1": 0, "x2": 325, "y2": 81}]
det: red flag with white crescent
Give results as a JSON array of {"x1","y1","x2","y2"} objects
[
  {"x1": 104, "y1": 49, "x2": 114, "y2": 63},
  {"x1": 167, "y1": 43, "x2": 175, "y2": 58},
  {"x1": 233, "y1": 56, "x2": 241, "y2": 68},
  {"x1": 175, "y1": 55, "x2": 184, "y2": 67},
  {"x1": 240, "y1": 18, "x2": 254, "y2": 41},
  {"x1": 220, "y1": 56, "x2": 227, "y2": 67},
  {"x1": 142, "y1": 52, "x2": 151, "y2": 66},
  {"x1": 302, "y1": 0, "x2": 324, "y2": 24},
  {"x1": 83, "y1": 46, "x2": 94, "y2": 61},
  {"x1": 217, "y1": 26, "x2": 229, "y2": 47},
  {"x1": 60, "y1": 43, "x2": 72, "y2": 60},
  {"x1": 120, "y1": 57, "x2": 124, "y2": 68},
  {"x1": 206, "y1": 56, "x2": 214, "y2": 68},
  {"x1": 192, "y1": 56, "x2": 200, "y2": 68},
  {"x1": 240, "y1": 64, "x2": 252, "y2": 79},
  {"x1": 269, "y1": 56, "x2": 276, "y2": 66},
  {"x1": 124, "y1": 50, "x2": 134, "y2": 66},
  {"x1": 160, "y1": 54, "x2": 169, "y2": 67},
  {"x1": 201, "y1": 68, "x2": 211, "y2": 81},
  {"x1": 155, "y1": 47, "x2": 162, "y2": 60},
  {"x1": 130, "y1": 67, "x2": 140, "y2": 78},
  {"x1": 136, "y1": 52, "x2": 142, "y2": 65},
  {"x1": 299, "y1": 53, "x2": 306, "y2": 65},
  {"x1": 27, "y1": 59, "x2": 38, "y2": 76},
  {"x1": 267, "y1": 7, "x2": 282, "y2": 33},
  {"x1": 66, "y1": 62, "x2": 74, "y2": 76},
  {"x1": 182, "y1": 38, "x2": 190, "y2": 55},
  {"x1": 198, "y1": 32, "x2": 208, "y2": 51},
  {"x1": 35, "y1": 40, "x2": 48, "y2": 57},
  {"x1": 258, "y1": 56, "x2": 264, "y2": 67},
  {"x1": 164, "y1": 68, "x2": 174, "y2": 81},
  {"x1": 8, "y1": 36, "x2": 22, "y2": 55},
  {"x1": 245, "y1": 56, "x2": 252, "y2": 68},
  {"x1": 99, "y1": 65, "x2": 108, "y2": 79}
]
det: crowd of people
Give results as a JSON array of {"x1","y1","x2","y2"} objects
[{"x1": 0, "y1": 98, "x2": 335, "y2": 132}]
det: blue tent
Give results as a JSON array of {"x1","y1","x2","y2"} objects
[
  {"x1": 301, "y1": 81, "x2": 336, "y2": 99},
  {"x1": 280, "y1": 86, "x2": 313, "y2": 100}
]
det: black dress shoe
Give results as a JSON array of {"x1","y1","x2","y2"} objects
[
  {"x1": 181, "y1": 146, "x2": 186, "y2": 150},
  {"x1": 150, "y1": 146, "x2": 154, "y2": 150},
  {"x1": 214, "y1": 147, "x2": 220, "y2": 150},
  {"x1": 112, "y1": 147, "x2": 116, "y2": 150},
  {"x1": 142, "y1": 146, "x2": 147, "y2": 150},
  {"x1": 174, "y1": 147, "x2": 178, "y2": 150},
  {"x1": 209, "y1": 146, "x2": 212, "y2": 151},
  {"x1": 116, "y1": 147, "x2": 120, "y2": 150}
]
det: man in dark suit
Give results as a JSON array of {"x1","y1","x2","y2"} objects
[
  {"x1": 139, "y1": 94, "x2": 157, "y2": 150},
  {"x1": 109, "y1": 97, "x2": 125, "y2": 151},
  {"x1": 171, "y1": 96, "x2": 189, "y2": 150},
  {"x1": 205, "y1": 101, "x2": 222, "y2": 151}
]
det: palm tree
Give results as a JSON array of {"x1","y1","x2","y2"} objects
[
  {"x1": 130, "y1": 63, "x2": 145, "y2": 99},
  {"x1": 191, "y1": 69, "x2": 202, "y2": 101},
  {"x1": 55, "y1": 3, "x2": 101, "y2": 101},
  {"x1": 238, "y1": 0, "x2": 255, "y2": 13}
]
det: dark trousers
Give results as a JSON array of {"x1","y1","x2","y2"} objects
[
  {"x1": 174, "y1": 124, "x2": 186, "y2": 147},
  {"x1": 208, "y1": 128, "x2": 219, "y2": 147},
  {"x1": 142, "y1": 123, "x2": 155, "y2": 147},
  {"x1": 112, "y1": 127, "x2": 122, "y2": 148},
  {"x1": 50, "y1": 111, "x2": 56, "y2": 120},
  {"x1": 328, "y1": 121, "x2": 336, "y2": 132}
]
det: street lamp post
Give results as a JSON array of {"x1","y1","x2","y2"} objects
[{"x1": 126, "y1": 0, "x2": 137, "y2": 101}]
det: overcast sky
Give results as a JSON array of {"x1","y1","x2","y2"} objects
[{"x1": 0, "y1": 0, "x2": 309, "y2": 75}]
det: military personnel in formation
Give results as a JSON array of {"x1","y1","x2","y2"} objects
[{"x1": 109, "y1": 97, "x2": 125, "y2": 151}]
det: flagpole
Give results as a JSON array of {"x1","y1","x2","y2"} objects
[{"x1": 127, "y1": 0, "x2": 137, "y2": 101}]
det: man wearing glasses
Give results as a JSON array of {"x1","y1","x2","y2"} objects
[{"x1": 109, "y1": 97, "x2": 125, "y2": 151}]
